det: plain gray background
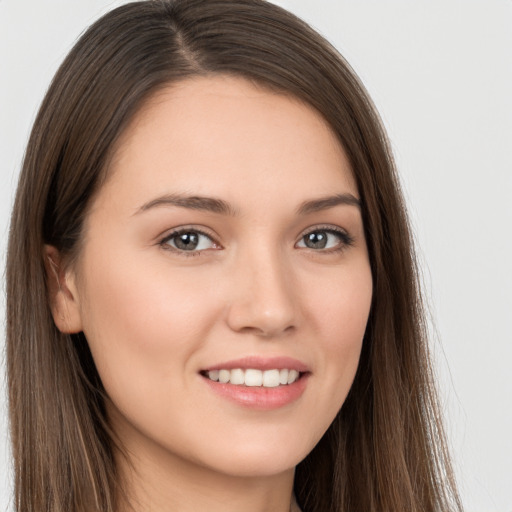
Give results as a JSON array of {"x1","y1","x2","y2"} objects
[{"x1": 1, "y1": 1, "x2": 511, "y2": 510}]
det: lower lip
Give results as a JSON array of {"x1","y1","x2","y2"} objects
[{"x1": 201, "y1": 374, "x2": 309, "y2": 410}]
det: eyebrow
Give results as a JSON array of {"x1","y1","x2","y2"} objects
[
  {"x1": 135, "y1": 192, "x2": 360, "y2": 216},
  {"x1": 296, "y1": 193, "x2": 361, "y2": 215},
  {"x1": 135, "y1": 194, "x2": 239, "y2": 216}
]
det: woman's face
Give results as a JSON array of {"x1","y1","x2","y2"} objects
[{"x1": 61, "y1": 75, "x2": 372, "y2": 478}]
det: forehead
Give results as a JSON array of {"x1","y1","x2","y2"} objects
[{"x1": 103, "y1": 75, "x2": 357, "y2": 211}]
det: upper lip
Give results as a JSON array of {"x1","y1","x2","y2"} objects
[{"x1": 201, "y1": 356, "x2": 310, "y2": 373}]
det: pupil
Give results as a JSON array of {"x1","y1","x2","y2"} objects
[
  {"x1": 175, "y1": 232, "x2": 199, "y2": 250},
  {"x1": 305, "y1": 232, "x2": 327, "y2": 249}
]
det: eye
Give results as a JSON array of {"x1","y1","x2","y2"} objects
[
  {"x1": 296, "y1": 227, "x2": 353, "y2": 251},
  {"x1": 160, "y1": 229, "x2": 219, "y2": 253}
]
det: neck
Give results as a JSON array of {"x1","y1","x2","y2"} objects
[{"x1": 115, "y1": 443, "x2": 295, "y2": 512}]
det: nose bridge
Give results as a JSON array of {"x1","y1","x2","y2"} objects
[{"x1": 227, "y1": 241, "x2": 297, "y2": 336}]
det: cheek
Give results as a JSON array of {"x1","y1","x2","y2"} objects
[
  {"x1": 310, "y1": 260, "x2": 372, "y2": 345},
  {"x1": 306, "y1": 263, "x2": 372, "y2": 404},
  {"x1": 76, "y1": 250, "x2": 230, "y2": 454},
  {"x1": 77, "y1": 248, "x2": 221, "y2": 392}
]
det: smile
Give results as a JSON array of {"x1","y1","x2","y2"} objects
[
  {"x1": 204, "y1": 368, "x2": 301, "y2": 387},
  {"x1": 200, "y1": 356, "x2": 310, "y2": 409}
]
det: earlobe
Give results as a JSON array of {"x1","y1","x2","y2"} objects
[{"x1": 43, "y1": 245, "x2": 83, "y2": 334}]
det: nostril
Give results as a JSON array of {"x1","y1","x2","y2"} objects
[{"x1": 226, "y1": 300, "x2": 297, "y2": 337}]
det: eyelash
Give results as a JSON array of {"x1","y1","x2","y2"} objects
[
  {"x1": 159, "y1": 225, "x2": 354, "y2": 257},
  {"x1": 159, "y1": 227, "x2": 218, "y2": 257},
  {"x1": 300, "y1": 225, "x2": 355, "y2": 254}
]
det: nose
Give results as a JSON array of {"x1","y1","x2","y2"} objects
[{"x1": 226, "y1": 247, "x2": 298, "y2": 338}]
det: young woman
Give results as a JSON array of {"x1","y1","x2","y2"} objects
[{"x1": 6, "y1": 1, "x2": 462, "y2": 511}]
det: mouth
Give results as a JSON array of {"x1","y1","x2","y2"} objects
[
  {"x1": 199, "y1": 357, "x2": 310, "y2": 409},
  {"x1": 200, "y1": 368, "x2": 303, "y2": 387}
]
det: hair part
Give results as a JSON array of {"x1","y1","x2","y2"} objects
[{"x1": 7, "y1": 1, "x2": 462, "y2": 511}]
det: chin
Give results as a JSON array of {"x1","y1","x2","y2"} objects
[{"x1": 194, "y1": 432, "x2": 315, "y2": 478}]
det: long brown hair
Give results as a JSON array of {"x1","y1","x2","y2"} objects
[{"x1": 6, "y1": 1, "x2": 462, "y2": 511}]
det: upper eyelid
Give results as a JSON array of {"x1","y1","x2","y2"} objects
[
  {"x1": 298, "y1": 224, "x2": 350, "y2": 238},
  {"x1": 296, "y1": 225, "x2": 355, "y2": 249},
  {"x1": 158, "y1": 228, "x2": 221, "y2": 256},
  {"x1": 159, "y1": 225, "x2": 219, "y2": 243},
  {"x1": 302, "y1": 224, "x2": 346, "y2": 233}
]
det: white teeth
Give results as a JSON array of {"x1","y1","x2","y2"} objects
[
  {"x1": 208, "y1": 369, "x2": 219, "y2": 381},
  {"x1": 218, "y1": 369, "x2": 230, "y2": 383},
  {"x1": 230, "y1": 368, "x2": 245, "y2": 385},
  {"x1": 262, "y1": 369, "x2": 280, "y2": 387},
  {"x1": 244, "y1": 369, "x2": 263, "y2": 387},
  {"x1": 287, "y1": 369, "x2": 299, "y2": 384},
  {"x1": 205, "y1": 368, "x2": 301, "y2": 387}
]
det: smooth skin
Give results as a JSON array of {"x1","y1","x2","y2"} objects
[{"x1": 47, "y1": 75, "x2": 373, "y2": 512}]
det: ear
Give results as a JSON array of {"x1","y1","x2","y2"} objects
[{"x1": 43, "y1": 245, "x2": 83, "y2": 334}]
